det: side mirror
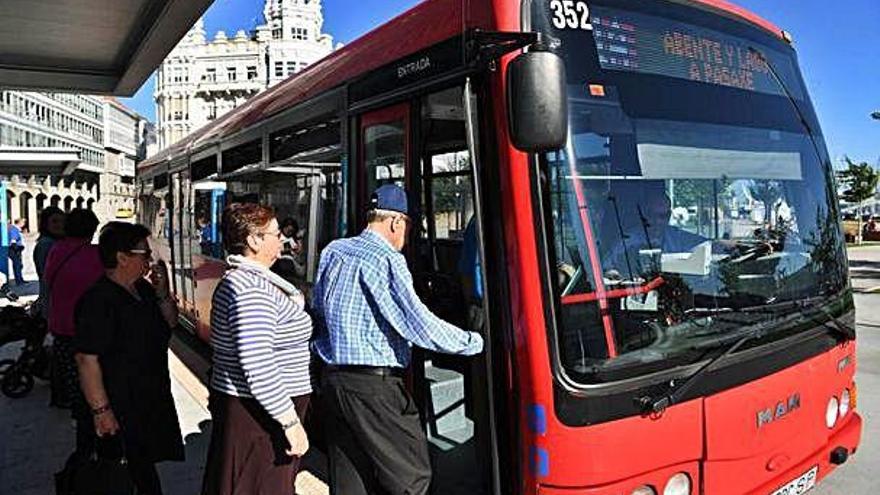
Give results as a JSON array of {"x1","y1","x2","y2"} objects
[{"x1": 507, "y1": 49, "x2": 568, "y2": 152}]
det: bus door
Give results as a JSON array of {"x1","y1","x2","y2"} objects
[
  {"x1": 170, "y1": 170, "x2": 195, "y2": 320},
  {"x1": 359, "y1": 103, "x2": 409, "y2": 196},
  {"x1": 412, "y1": 86, "x2": 490, "y2": 495},
  {"x1": 190, "y1": 181, "x2": 226, "y2": 339},
  {"x1": 357, "y1": 93, "x2": 491, "y2": 494}
]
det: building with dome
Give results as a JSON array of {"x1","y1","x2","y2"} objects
[{"x1": 155, "y1": 0, "x2": 335, "y2": 150}]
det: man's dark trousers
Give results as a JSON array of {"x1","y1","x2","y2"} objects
[
  {"x1": 322, "y1": 368, "x2": 431, "y2": 495},
  {"x1": 8, "y1": 247, "x2": 23, "y2": 284}
]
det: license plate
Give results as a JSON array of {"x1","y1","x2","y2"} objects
[{"x1": 770, "y1": 466, "x2": 818, "y2": 495}]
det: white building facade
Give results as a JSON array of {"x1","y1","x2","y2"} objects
[
  {"x1": 101, "y1": 98, "x2": 144, "y2": 221},
  {"x1": 155, "y1": 0, "x2": 335, "y2": 150},
  {"x1": 0, "y1": 90, "x2": 150, "y2": 227}
]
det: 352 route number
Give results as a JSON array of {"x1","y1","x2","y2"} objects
[{"x1": 550, "y1": 0, "x2": 593, "y2": 31}]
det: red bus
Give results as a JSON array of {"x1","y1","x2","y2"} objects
[{"x1": 137, "y1": 1, "x2": 861, "y2": 494}]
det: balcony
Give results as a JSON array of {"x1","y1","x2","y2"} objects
[{"x1": 194, "y1": 79, "x2": 262, "y2": 97}]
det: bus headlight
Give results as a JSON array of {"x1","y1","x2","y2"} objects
[
  {"x1": 826, "y1": 396, "x2": 839, "y2": 428},
  {"x1": 631, "y1": 485, "x2": 657, "y2": 495},
  {"x1": 839, "y1": 389, "x2": 851, "y2": 418},
  {"x1": 663, "y1": 473, "x2": 691, "y2": 495}
]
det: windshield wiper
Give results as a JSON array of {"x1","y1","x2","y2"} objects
[
  {"x1": 748, "y1": 47, "x2": 827, "y2": 168},
  {"x1": 804, "y1": 295, "x2": 856, "y2": 340},
  {"x1": 693, "y1": 294, "x2": 855, "y2": 339},
  {"x1": 738, "y1": 293, "x2": 856, "y2": 340},
  {"x1": 637, "y1": 294, "x2": 855, "y2": 414},
  {"x1": 637, "y1": 322, "x2": 770, "y2": 414},
  {"x1": 680, "y1": 295, "x2": 821, "y2": 322}
]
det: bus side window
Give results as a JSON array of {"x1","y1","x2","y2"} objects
[
  {"x1": 267, "y1": 117, "x2": 345, "y2": 287},
  {"x1": 192, "y1": 186, "x2": 226, "y2": 259},
  {"x1": 266, "y1": 173, "x2": 313, "y2": 285}
]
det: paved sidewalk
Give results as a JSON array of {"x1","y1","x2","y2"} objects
[
  {"x1": 0, "y1": 232, "x2": 327, "y2": 495},
  {"x1": 0, "y1": 343, "x2": 211, "y2": 495},
  {"x1": 0, "y1": 343, "x2": 327, "y2": 495}
]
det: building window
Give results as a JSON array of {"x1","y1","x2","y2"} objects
[
  {"x1": 272, "y1": 27, "x2": 282, "y2": 40},
  {"x1": 247, "y1": 66, "x2": 258, "y2": 80},
  {"x1": 227, "y1": 67, "x2": 237, "y2": 82},
  {"x1": 287, "y1": 61, "x2": 296, "y2": 76},
  {"x1": 207, "y1": 104, "x2": 217, "y2": 121},
  {"x1": 291, "y1": 27, "x2": 308, "y2": 40},
  {"x1": 274, "y1": 61, "x2": 284, "y2": 77},
  {"x1": 204, "y1": 67, "x2": 216, "y2": 82}
]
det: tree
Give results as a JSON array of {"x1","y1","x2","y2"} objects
[
  {"x1": 669, "y1": 178, "x2": 732, "y2": 235},
  {"x1": 748, "y1": 180, "x2": 783, "y2": 226},
  {"x1": 837, "y1": 157, "x2": 880, "y2": 244}
]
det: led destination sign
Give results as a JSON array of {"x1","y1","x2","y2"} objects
[{"x1": 590, "y1": 6, "x2": 798, "y2": 97}]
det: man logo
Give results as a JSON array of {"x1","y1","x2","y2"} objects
[{"x1": 757, "y1": 393, "x2": 801, "y2": 428}]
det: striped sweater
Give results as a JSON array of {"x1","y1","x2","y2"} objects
[{"x1": 209, "y1": 265, "x2": 313, "y2": 421}]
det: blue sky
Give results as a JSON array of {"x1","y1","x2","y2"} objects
[{"x1": 121, "y1": 0, "x2": 880, "y2": 166}]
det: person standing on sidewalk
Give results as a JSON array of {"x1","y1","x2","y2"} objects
[
  {"x1": 74, "y1": 222, "x2": 184, "y2": 494},
  {"x1": 33, "y1": 207, "x2": 65, "y2": 318},
  {"x1": 7, "y1": 218, "x2": 27, "y2": 285},
  {"x1": 312, "y1": 184, "x2": 484, "y2": 495},
  {"x1": 202, "y1": 203, "x2": 312, "y2": 495},
  {"x1": 43, "y1": 210, "x2": 103, "y2": 423}
]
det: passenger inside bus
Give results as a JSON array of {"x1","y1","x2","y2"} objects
[
  {"x1": 458, "y1": 215, "x2": 484, "y2": 330},
  {"x1": 197, "y1": 215, "x2": 214, "y2": 256},
  {"x1": 272, "y1": 217, "x2": 306, "y2": 281}
]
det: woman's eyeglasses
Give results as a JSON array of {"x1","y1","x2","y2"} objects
[
  {"x1": 127, "y1": 248, "x2": 153, "y2": 258},
  {"x1": 256, "y1": 229, "x2": 283, "y2": 240}
]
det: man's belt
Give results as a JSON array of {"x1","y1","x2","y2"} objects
[{"x1": 324, "y1": 364, "x2": 405, "y2": 377}]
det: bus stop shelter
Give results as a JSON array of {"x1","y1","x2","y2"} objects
[
  {"x1": 0, "y1": 0, "x2": 213, "y2": 95},
  {"x1": 0, "y1": 0, "x2": 214, "y2": 279}
]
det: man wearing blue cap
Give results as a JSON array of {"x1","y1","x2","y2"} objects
[{"x1": 312, "y1": 184, "x2": 484, "y2": 495}]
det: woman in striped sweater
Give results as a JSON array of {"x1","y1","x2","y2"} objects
[{"x1": 202, "y1": 203, "x2": 312, "y2": 495}]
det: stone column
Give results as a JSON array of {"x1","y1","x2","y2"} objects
[
  {"x1": 27, "y1": 194, "x2": 37, "y2": 230},
  {"x1": 9, "y1": 190, "x2": 20, "y2": 222}
]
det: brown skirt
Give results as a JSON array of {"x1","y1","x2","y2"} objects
[{"x1": 201, "y1": 391, "x2": 310, "y2": 495}]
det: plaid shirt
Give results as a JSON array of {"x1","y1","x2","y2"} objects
[{"x1": 312, "y1": 230, "x2": 483, "y2": 367}]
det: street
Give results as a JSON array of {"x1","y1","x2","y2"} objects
[
  {"x1": 811, "y1": 247, "x2": 880, "y2": 495},
  {"x1": 0, "y1": 244, "x2": 877, "y2": 494}
]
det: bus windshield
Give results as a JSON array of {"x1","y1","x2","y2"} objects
[{"x1": 529, "y1": 0, "x2": 850, "y2": 383}]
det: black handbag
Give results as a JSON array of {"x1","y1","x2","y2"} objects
[{"x1": 55, "y1": 436, "x2": 135, "y2": 495}]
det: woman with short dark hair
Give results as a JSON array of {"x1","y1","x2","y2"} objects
[
  {"x1": 202, "y1": 203, "x2": 313, "y2": 495},
  {"x1": 34, "y1": 206, "x2": 65, "y2": 283},
  {"x1": 74, "y1": 222, "x2": 184, "y2": 495}
]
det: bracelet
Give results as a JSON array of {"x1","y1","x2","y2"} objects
[
  {"x1": 91, "y1": 404, "x2": 112, "y2": 416},
  {"x1": 281, "y1": 417, "x2": 300, "y2": 430}
]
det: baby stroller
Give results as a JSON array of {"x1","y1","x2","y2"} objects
[{"x1": 0, "y1": 284, "x2": 50, "y2": 398}]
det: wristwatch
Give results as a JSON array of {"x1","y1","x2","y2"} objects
[{"x1": 281, "y1": 417, "x2": 300, "y2": 430}]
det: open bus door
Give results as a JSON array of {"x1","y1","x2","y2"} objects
[
  {"x1": 170, "y1": 169, "x2": 196, "y2": 320},
  {"x1": 358, "y1": 89, "x2": 494, "y2": 495}
]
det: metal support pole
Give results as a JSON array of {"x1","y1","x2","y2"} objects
[{"x1": 0, "y1": 179, "x2": 8, "y2": 280}]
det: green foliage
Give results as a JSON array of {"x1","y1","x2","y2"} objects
[
  {"x1": 748, "y1": 180, "x2": 783, "y2": 224},
  {"x1": 836, "y1": 157, "x2": 879, "y2": 244},
  {"x1": 837, "y1": 157, "x2": 880, "y2": 205},
  {"x1": 672, "y1": 179, "x2": 732, "y2": 209},
  {"x1": 432, "y1": 154, "x2": 471, "y2": 213}
]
